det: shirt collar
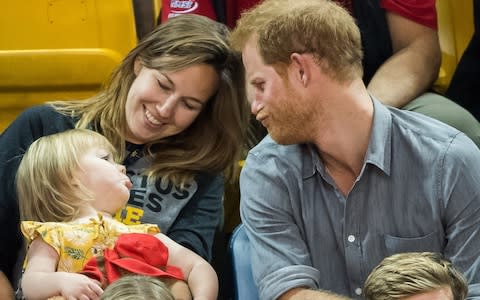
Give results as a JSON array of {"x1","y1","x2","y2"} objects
[
  {"x1": 302, "y1": 96, "x2": 392, "y2": 179},
  {"x1": 366, "y1": 96, "x2": 391, "y2": 175}
]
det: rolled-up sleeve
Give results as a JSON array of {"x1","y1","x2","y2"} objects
[{"x1": 240, "y1": 147, "x2": 320, "y2": 300}]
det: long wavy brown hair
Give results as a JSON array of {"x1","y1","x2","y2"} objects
[{"x1": 51, "y1": 14, "x2": 249, "y2": 186}]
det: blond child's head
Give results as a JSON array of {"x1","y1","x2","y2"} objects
[
  {"x1": 364, "y1": 252, "x2": 468, "y2": 300},
  {"x1": 100, "y1": 275, "x2": 174, "y2": 300},
  {"x1": 17, "y1": 129, "x2": 116, "y2": 222}
]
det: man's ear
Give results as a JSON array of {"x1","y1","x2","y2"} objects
[
  {"x1": 290, "y1": 53, "x2": 310, "y2": 87},
  {"x1": 133, "y1": 57, "x2": 143, "y2": 76}
]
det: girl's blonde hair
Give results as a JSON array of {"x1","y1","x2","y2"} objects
[
  {"x1": 17, "y1": 129, "x2": 115, "y2": 222},
  {"x1": 100, "y1": 275, "x2": 174, "y2": 300},
  {"x1": 51, "y1": 14, "x2": 249, "y2": 186}
]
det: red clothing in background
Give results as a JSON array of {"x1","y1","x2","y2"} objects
[
  {"x1": 381, "y1": 0, "x2": 437, "y2": 29},
  {"x1": 225, "y1": 0, "x2": 261, "y2": 28},
  {"x1": 224, "y1": 0, "x2": 437, "y2": 29},
  {"x1": 161, "y1": 0, "x2": 217, "y2": 22}
]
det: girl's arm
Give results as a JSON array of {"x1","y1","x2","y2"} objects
[
  {"x1": 22, "y1": 237, "x2": 103, "y2": 300},
  {"x1": 156, "y1": 233, "x2": 218, "y2": 300}
]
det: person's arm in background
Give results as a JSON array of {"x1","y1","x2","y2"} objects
[{"x1": 367, "y1": 11, "x2": 441, "y2": 108}]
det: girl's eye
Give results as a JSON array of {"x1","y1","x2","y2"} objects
[
  {"x1": 101, "y1": 154, "x2": 113, "y2": 162},
  {"x1": 256, "y1": 82, "x2": 265, "y2": 92}
]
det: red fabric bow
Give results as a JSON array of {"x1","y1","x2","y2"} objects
[{"x1": 81, "y1": 233, "x2": 184, "y2": 287}]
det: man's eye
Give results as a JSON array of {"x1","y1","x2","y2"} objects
[{"x1": 253, "y1": 82, "x2": 265, "y2": 91}]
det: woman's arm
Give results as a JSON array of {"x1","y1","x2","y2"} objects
[
  {"x1": 0, "y1": 105, "x2": 75, "y2": 280},
  {"x1": 167, "y1": 175, "x2": 223, "y2": 261},
  {"x1": 22, "y1": 238, "x2": 103, "y2": 300},
  {"x1": 0, "y1": 271, "x2": 13, "y2": 299},
  {"x1": 156, "y1": 233, "x2": 218, "y2": 300}
]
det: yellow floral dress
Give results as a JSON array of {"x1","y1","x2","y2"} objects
[{"x1": 21, "y1": 214, "x2": 159, "y2": 273}]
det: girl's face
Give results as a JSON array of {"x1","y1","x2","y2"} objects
[
  {"x1": 74, "y1": 147, "x2": 132, "y2": 215},
  {"x1": 124, "y1": 62, "x2": 220, "y2": 144}
]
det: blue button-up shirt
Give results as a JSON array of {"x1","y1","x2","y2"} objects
[{"x1": 240, "y1": 98, "x2": 480, "y2": 300}]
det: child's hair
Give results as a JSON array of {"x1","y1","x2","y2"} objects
[
  {"x1": 364, "y1": 252, "x2": 468, "y2": 300},
  {"x1": 17, "y1": 129, "x2": 116, "y2": 223},
  {"x1": 100, "y1": 275, "x2": 174, "y2": 300}
]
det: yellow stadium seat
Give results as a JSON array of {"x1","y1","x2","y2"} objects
[
  {"x1": 435, "y1": 0, "x2": 474, "y2": 94},
  {"x1": 0, "y1": 0, "x2": 138, "y2": 132}
]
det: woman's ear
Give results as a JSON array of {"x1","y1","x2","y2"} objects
[{"x1": 133, "y1": 57, "x2": 143, "y2": 76}]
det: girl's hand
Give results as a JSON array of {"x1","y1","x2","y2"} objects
[
  {"x1": 58, "y1": 273, "x2": 102, "y2": 300},
  {"x1": 164, "y1": 278, "x2": 192, "y2": 300}
]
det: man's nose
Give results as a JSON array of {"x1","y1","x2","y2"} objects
[{"x1": 251, "y1": 97, "x2": 262, "y2": 115}]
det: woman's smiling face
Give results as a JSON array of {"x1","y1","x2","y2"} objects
[{"x1": 124, "y1": 62, "x2": 220, "y2": 144}]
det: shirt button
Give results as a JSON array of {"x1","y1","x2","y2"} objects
[
  {"x1": 347, "y1": 235, "x2": 355, "y2": 243},
  {"x1": 355, "y1": 288, "x2": 362, "y2": 296}
]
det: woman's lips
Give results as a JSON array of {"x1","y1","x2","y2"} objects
[{"x1": 145, "y1": 109, "x2": 162, "y2": 126}]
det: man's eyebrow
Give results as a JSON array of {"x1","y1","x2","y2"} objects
[{"x1": 249, "y1": 77, "x2": 263, "y2": 85}]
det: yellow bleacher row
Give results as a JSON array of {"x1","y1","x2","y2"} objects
[
  {"x1": 435, "y1": 0, "x2": 474, "y2": 94},
  {"x1": 0, "y1": 0, "x2": 161, "y2": 132},
  {"x1": 0, "y1": 0, "x2": 475, "y2": 133}
]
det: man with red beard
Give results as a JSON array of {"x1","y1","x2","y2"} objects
[
  {"x1": 231, "y1": 0, "x2": 480, "y2": 299},
  {"x1": 229, "y1": 0, "x2": 480, "y2": 148}
]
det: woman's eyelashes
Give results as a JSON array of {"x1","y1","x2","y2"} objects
[{"x1": 157, "y1": 80, "x2": 172, "y2": 92}]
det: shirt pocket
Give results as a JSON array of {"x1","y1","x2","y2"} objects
[{"x1": 384, "y1": 230, "x2": 444, "y2": 255}]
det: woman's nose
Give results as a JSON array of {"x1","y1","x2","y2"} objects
[{"x1": 156, "y1": 96, "x2": 176, "y2": 119}]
